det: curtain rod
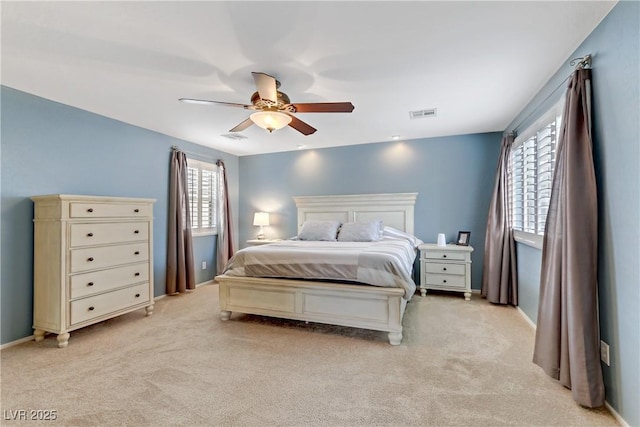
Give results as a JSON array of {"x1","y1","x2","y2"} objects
[
  {"x1": 171, "y1": 145, "x2": 221, "y2": 162},
  {"x1": 509, "y1": 54, "x2": 591, "y2": 136}
]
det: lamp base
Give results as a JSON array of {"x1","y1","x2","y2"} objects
[{"x1": 256, "y1": 232, "x2": 265, "y2": 240}]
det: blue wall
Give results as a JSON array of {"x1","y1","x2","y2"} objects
[
  {"x1": 0, "y1": 86, "x2": 239, "y2": 344},
  {"x1": 507, "y1": 2, "x2": 639, "y2": 425},
  {"x1": 239, "y1": 133, "x2": 502, "y2": 290}
]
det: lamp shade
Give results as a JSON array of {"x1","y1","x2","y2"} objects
[
  {"x1": 253, "y1": 212, "x2": 270, "y2": 227},
  {"x1": 250, "y1": 111, "x2": 292, "y2": 133}
]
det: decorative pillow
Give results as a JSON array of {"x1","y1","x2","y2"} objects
[
  {"x1": 382, "y1": 226, "x2": 424, "y2": 247},
  {"x1": 297, "y1": 220, "x2": 341, "y2": 241},
  {"x1": 337, "y1": 220, "x2": 383, "y2": 242}
]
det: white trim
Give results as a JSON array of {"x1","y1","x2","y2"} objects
[
  {"x1": 517, "y1": 306, "x2": 537, "y2": 330},
  {"x1": 196, "y1": 280, "x2": 215, "y2": 288},
  {"x1": 514, "y1": 230, "x2": 544, "y2": 250},
  {"x1": 605, "y1": 401, "x2": 630, "y2": 427},
  {"x1": 0, "y1": 335, "x2": 36, "y2": 350}
]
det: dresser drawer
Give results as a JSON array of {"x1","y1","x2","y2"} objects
[
  {"x1": 70, "y1": 263, "x2": 149, "y2": 299},
  {"x1": 70, "y1": 222, "x2": 148, "y2": 247},
  {"x1": 424, "y1": 262, "x2": 465, "y2": 275},
  {"x1": 424, "y1": 273, "x2": 466, "y2": 289},
  {"x1": 70, "y1": 242, "x2": 149, "y2": 273},
  {"x1": 70, "y1": 202, "x2": 152, "y2": 218},
  {"x1": 422, "y1": 250, "x2": 467, "y2": 261},
  {"x1": 70, "y1": 283, "x2": 150, "y2": 325}
]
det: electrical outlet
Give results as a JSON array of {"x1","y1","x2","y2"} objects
[
  {"x1": 600, "y1": 340, "x2": 610, "y2": 366},
  {"x1": 201, "y1": 261, "x2": 207, "y2": 270}
]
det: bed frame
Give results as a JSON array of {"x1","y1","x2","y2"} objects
[{"x1": 216, "y1": 192, "x2": 418, "y2": 345}]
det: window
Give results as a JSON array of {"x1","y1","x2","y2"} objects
[
  {"x1": 509, "y1": 99, "x2": 564, "y2": 245},
  {"x1": 187, "y1": 159, "x2": 218, "y2": 235}
]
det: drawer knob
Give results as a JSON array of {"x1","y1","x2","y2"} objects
[
  {"x1": 87, "y1": 282, "x2": 94, "y2": 287},
  {"x1": 134, "y1": 208, "x2": 140, "y2": 213},
  {"x1": 87, "y1": 232, "x2": 94, "y2": 237},
  {"x1": 87, "y1": 208, "x2": 94, "y2": 213},
  {"x1": 135, "y1": 293, "x2": 141, "y2": 298},
  {"x1": 134, "y1": 230, "x2": 140, "y2": 234},
  {"x1": 87, "y1": 257, "x2": 94, "y2": 262},
  {"x1": 134, "y1": 251, "x2": 140, "y2": 255},
  {"x1": 443, "y1": 267, "x2": 447, "y2": 271},
  {"x1": 88, "y1": 306, "x2": 95, "y2": 311},
  {"x1": 443, "y1": 255, "x2": 447, "y2": 258},
  {"x1": 443, "y1": 280, "x2": 447, "y2": 283},
  {"x1": 135, "y1": 272, "x2": 140, "y2": 277}
]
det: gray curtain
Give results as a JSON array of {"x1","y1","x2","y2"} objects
[
  {"x1": 166, "y1": 150, "x2": 196, "y2": 294},
  {"x1": 216, "y1": 160, "x2": 235, "y2": 274},
  {"x1": 481, "y1": 134, "x2": 518, "y2": 305},
  {"x1": 533, "y1": 68, "x2": 604, "y2": 407}
]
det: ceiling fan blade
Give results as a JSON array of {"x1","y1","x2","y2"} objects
[
  {"x1": 229, "y1": 117, "x2": 254, "y2": 132},
  {"x1": 292, "y1": 102, "x2": 355, "y2": 113},
  {"x1": 252, "y1": 72, "x2": 278, "y2": 104},
  {"x1": 287, "y1": 115, "x2": 317, "y2": 136},
  {"x1": 179, "y1": 98, "x2": 255, "y2": 109}
]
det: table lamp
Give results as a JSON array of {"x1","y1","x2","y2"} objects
[{"x1": 253, "y1": 212, "x2": 270, "y2": 240}]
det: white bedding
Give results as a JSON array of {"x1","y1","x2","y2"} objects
[{"x1": 222, "y1": 238, "x2": 418, "y2": 299}]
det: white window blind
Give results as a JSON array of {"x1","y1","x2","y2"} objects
[
  {"x1": 187, "y1": 159, "x2": 218, "y2": 235},
  {"x1": 510, "y1": 99, "x2": 563, "y2": 237}
]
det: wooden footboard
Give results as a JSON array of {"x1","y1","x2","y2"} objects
[{"x1": 215, "y1": 275, "x2": 408, "y2": 345}]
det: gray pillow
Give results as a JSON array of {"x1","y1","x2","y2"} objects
[
  {"x1": 297, "y1": 220, "x2": 341, "y2": 241},
  {"x1": 337, "y1": 220, "x2": 383, "y2": 242}
]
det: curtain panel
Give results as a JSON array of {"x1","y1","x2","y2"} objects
[
  {"x1": 166, "y1": 150, "x2": 196, "y2": 294},
  {"x1": 216, "y1": 160, "x2": 235, "y2": 274},
  {"x1": 532, "y1": 68, "x2": 604, "y2": 408},
  {"x1": 481, "y1": 134, "x2": 518, "y2": 305}
]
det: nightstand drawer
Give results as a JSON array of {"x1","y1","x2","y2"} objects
[
  {"x1": 425, "y1": 273, "x2": 466, "y2": 289},
  {"x1": 425, "y1": 262, "x2": 465, "y2": 275},
  {"x1": 422, "y1": 250, "x2": 467, "y2": 261}
]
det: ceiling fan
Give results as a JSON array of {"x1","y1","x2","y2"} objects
[{"x1": 179, "y1": 72, "x2": 355, "y2": 135}]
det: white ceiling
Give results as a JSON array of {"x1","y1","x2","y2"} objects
[{"x1": 1, "y1": 1, "x2": 616, "y2": 156}]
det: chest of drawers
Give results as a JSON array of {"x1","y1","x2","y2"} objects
[
  {"x1": 419, "y1": 243, "x2": 474, "y2": 300},
  {"x1": 32, "y1": 194, "x2": 155, "y2": 347}
]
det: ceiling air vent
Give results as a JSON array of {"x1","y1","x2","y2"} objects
[
  {"x1": 409, "y1": 108, "x2": 437, "y2": 120},
  {"x1": 221, "y1": 133, "x2": 248, "y2": 140}
]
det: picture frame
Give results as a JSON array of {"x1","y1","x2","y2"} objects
[{"x1": 456, "y1": 231, "x2": 471, "y2": 246}]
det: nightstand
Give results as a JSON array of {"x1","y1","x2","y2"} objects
[
  {"x1": 418, "y1": 243, "x2": 474, "y2": 300},
  {"x1": 246, "y1": 239, "x2": 282, "y2": 246}
]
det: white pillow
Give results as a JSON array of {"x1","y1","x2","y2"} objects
[
  {"x1": 382, "y1": 226, "x2": 423, "y2": 247},
  {"x1": 297, "y1": 220, "x2": 341, "y2": 241},
  {"x1": 337, "y1": 220, "x2": 383, "y2": 242}
]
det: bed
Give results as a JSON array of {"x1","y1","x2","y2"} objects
[{"x1": 215, "y1": 192, "x2": 419, "y2": 345}]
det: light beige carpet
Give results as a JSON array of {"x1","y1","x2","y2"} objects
[{"x1": 1, "y1": 284, "x2": 617, "y2": 426}]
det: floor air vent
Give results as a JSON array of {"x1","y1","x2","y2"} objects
[{"x1": 409, "y1": 108, "x2": 437, "y2": 119}]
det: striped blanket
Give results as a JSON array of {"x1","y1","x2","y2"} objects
[{"x1": 222, "y1": 238, "x2": 417, "y2": 299}]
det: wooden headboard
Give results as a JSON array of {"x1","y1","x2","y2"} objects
[{"x1": 293, "y1": 193, "x2": 418, "y2": 234}]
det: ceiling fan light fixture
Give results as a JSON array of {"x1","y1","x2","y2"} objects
[{"x1": 250, "y1": 111, "x2": 291, "y2": 133}]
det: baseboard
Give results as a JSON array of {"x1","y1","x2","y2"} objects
[
  {"x1": 0, "y1": 335, "x2": 35, "y2": 350},
  {"x1": 605, "y1": 401, "x2": 629, "y2": 427},
  {"x1": 516, "y1": 306, "x2": 536, "y2": 330}
]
